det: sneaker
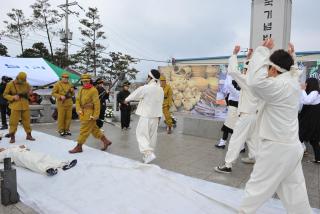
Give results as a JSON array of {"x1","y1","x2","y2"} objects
[
  {"x1": 215, "y1": 139, "x2": 226, "y2": 149},
  {"x1": 59, "y1": 131, "x2": 65, "y2": 136},
  {"x1": 240, "y1": 148, "x2": 246, "y2": 153},
  {"x1": 64, "y1": 131, "x2": 72, "y2": 136},
  {"x1": 46, "y1": 168, "x2": 58, "y2": 176},
  {"x1": 214, "y1": 165, "x2": 232, "y2": 174},
  {"x1": 143, "y1": 153, "x2": 156, "y2": 164},
  {"x1": 63, "y1": 159, "x2": 77, "y2": 171},
  {"x1": 241, "y1": 157, "x2": 255, "y2": 164}
]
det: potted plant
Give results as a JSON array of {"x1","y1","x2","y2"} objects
[{"x1": 105, "y1": 107, "x2": 113, "y2": 122}]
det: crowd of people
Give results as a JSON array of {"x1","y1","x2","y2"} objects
[{"x1": 0, "y1": 38, "x2": 318, "y2": 213}]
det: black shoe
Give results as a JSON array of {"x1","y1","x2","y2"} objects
[
  {"x1": 215, "y1": 144, "x2": 226, "y2": 149},
  {"x1": 5, "y1": 133, "x2": 10, "y2": 138},
  {"x1": 65, "y1": 131, "x2": 72, "y2": 136},
  {"x1": 240, "y1": 148, "x2": 246, "y2": 153},
  {"x1": 63, "y1": 159, "x2": 77, "y2": 171},
  {"x1": 214, "y1": 165, "x2": 232, "y2": 174},
  {"x1": 0, "y1": 126, "x2": 8, "y2": 130},
  {"x1": 59, "y1": 131, "x2": 65, "y2": 137},
  {"x1": 46, "y1": 168, "x2": 58, "y2": 176}
]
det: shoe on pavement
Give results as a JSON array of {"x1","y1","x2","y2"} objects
[
  {"x1": 46, "y1": 168, "x2": 58, "y2": 176},
  {"x1": 63, "y1": 159, "x2": 78, "y2": 170},
  {"x1": 240, "y1": 148, "x2": 246, "y2": 153},
  {"x1": 241, "y1": 157, "x2": 255, "y2": 164},
  {"x1": 143, "y1": 153, "x2": 156, "y2": 164},
  {"x1": 214, "y1": 165, "x2": 232, "y2": 174},
  {"x1": 215, "y1": 139, "x2": 226, "y2": 149}
]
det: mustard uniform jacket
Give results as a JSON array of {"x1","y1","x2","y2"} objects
[
  {"x1": 4, "y1": 81, "x2": 31, "y2": 111},
  {"x1": 51, "y1": 81, "x2": 74, "y2": 107},
  {"x1": 162, "y1": 84, "x2": 173, "y2": 108},
  {"x1": 76, "y1": 87, "x2": 100, "y2": 121}
]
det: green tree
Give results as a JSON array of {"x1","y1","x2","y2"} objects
[
  {"x1": 20, "y1": 42, "x2": 50, "y2": 59},
  {"x1": 0, "y1": 43, "x2": 9, "y2": 56},
  {"x1": 78, "y1": 7, "x2": 106, "y2": 76},
  {"x1": 1, "y1": 9, "x2": 32, "y2": 54},
  {"x1": 101, "y1": 52, "x2": 139, "y2": 82},
  {"x1": 53, "y1": 47, "x2": 73, "y2": 68},
  {"x1": 31, "y1": 0, "x2": 63, "y2": 60}
]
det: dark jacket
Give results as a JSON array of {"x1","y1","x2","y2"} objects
[
  {"x1": 0, "y1": 82, "x2": 8, "y2": 105},
  {"x1": 117, "y1": 90, "x2": 131, "y2": 110},
  {"x1": 97, "y1": 86, "x2": 109, "y2": 107}
]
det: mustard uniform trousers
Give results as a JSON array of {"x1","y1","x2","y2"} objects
[
  {"x1": 9, "y1": 110, "x2": 32, "y2": 134},
  {"x1": 57, "y1": 105, "x2": 72, "y2": 132},
  {"x1": 163, "y1": 106, "x2": 173, "y2": 127},
  {"x1": 77, "y1": 120, "x2": 103, "y2": 144}
]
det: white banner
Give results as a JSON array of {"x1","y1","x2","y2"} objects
[
  {"x1": 0, "y1": 57, "x2": 59, "y2": 86},
  {"x1": 250, "y1": 0, "x2": 292, "y2": 50}
]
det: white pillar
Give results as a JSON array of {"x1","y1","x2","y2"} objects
[{"x1": 250, "y1": 0, "x2": 292, "y2": 50}]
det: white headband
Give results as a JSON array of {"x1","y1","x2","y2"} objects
[
  {"x1": 148, "y1": 71, "x2": 157, "y2": 80},
  {"x1": 269, "y1": 62, "x2": 289, "y2": 73}
]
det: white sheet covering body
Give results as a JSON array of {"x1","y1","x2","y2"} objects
[
  {"x1": 1, "y1": 128, "x2": 319, "y2": 214},
  {"x1": 242, "y1": 46, "x2": 312, "y2": 213},
  {"x1": 126, "y1": 80, "x2": 164, "y2": 154},
  {"x1": 224, "y1": 54, "x2": 259, "y2": 166},
  {"x1": 0, "y1": 146, "x2": 67, "y2": 175}
]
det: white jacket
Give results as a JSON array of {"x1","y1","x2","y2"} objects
[
  {"x1": 224, "y1": 74, "x2": 240, "y2": 102},
  {"x1": 126, "y1": 80, "x2": 164, "y2": 118},
  {"x1": 247, "y1": 46, "x2": 301, "y2": 143},
  {"x1": 228, "y1": 55, "x2": 259, "y2": 114}
]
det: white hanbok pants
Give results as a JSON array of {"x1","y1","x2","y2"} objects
[
  {"x1": 225, "y1": 113, "x2": 257, "y2": 168},
  {"x1": 136, "y1": 116, "x2": 159, "y2": 154},
  {"x1": 239, "y1": 140, "x2": 312, "y2": 214},
  {"x1": 12, "y1": 150, "x2": 67, "y2": 175}
]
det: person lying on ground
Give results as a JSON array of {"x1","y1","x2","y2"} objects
[{"x1": 0, "y1": 145, "x2": 77, "y2": 176}]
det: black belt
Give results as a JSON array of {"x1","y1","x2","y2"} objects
[{"x1": 228, "y1": 100, "x2": 238, "y2": 108}]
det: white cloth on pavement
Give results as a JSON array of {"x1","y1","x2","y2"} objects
[{"x1": 1, "y1": 128, "x2": 318, "y2": 214}]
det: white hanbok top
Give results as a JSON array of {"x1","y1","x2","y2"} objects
[
  {"x1": 224, "y1": 75, "x2": 240, "y2": 102},
  {"x1": 300, "y1": 90, "x2": 320, "y2": 105},
  {"x1": 228, "y1": 55, "x2": 259, "y2": 114},
  {"x1": 126, "y1": 80, "x2": 164, "y2": 118},
  {"x1": 247, "y1": 46, "x2": 301, "y2": 143}
]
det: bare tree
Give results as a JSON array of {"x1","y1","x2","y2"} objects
[
  {"x1": 31, "y1": 0, "x2": 63, "y2": 60},
  {"x1": 78, "y1": 7, "x2": 106, "y2": 76}
]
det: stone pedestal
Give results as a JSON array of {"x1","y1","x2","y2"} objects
[
  {"x1": 182, "y1": 116, "x2": 224, "y2": 140},
  {"x1": 39, "y1": 95, "x2": 54, "y2": 123}
]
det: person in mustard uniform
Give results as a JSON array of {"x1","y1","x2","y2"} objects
[
  {"x1": 3, "y1": 72, "x2": 36, "y2": 143},
  {"x1": 51, "y1": 73, "x2": 75, "y2": 136},
  {"x1": 160, "y1": 76, "x2": 173, "y2": 134},
  {"x1": 69, "y1": 74, "x2": 112, "y2": 154}
]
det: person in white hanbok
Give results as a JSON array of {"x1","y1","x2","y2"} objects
[
  {"x1": 239, "y1": 39, "x2": 312, "y2": 214},
  {"x1": 0, "y1": 145, "x2": 77, "y2": 176},
  {"x1": 215, "y1": 46, "x2": 259, "y2": 174},
  {"x1": 215, "y1": 74, "x2": 240, "y2": 149},
  {"x1": 125, "y1": 69, "x2": 164, "y2": 164}
]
